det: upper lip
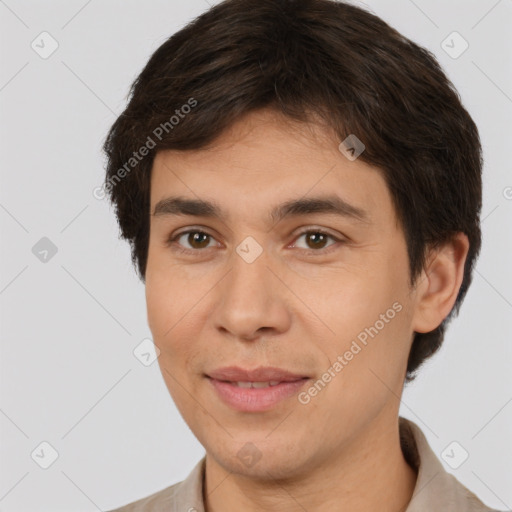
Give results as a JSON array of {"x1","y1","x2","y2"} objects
[{"x1": 207, "y1": 366, "x2": 309, "y2": 382}]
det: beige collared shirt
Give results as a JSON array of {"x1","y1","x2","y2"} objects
[{"x1": 108, "y1": 417, "x2": 504, "y2": 511}]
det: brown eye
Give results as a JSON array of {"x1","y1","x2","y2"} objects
[
  {"x1": 304, "y1": 232, "x2": 329, "y2": 249},
  {"x1": 294, "y1": 230, "x2": 339, "y2": 252},
  {"x1": 185, "y1": 231, "x2": 211, "y2": 249},
  {"x1": 168, "y1": 230, "x2": 215, "y2": 251}
]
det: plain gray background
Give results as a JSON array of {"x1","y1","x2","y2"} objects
[{"x1": 1, "y1": 0, "x2": 511, "y2": 510}]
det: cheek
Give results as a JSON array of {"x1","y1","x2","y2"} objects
[
  {"x1": 145, "y1": 259, "x2": 197, "y2": 337},
  {"x1": 145, "y1": 243, "x2": 219, "y2": 330},
  {"x1": 146, "y1": 285, "x2": 188, "y2": 380},
  {"x1": 315, "y1": 301, "x2": 411, "y2": 426},
  {"x1": 309, "y1": 259, "x2": 411, "y2": 373},
  {"x1": 147, "y1": 282, "x2": 202, "y2": 410},
  {"x1": 145, "y1": 280, "x2": 171, "y2": 340},
  {"x1": 145, "y1": 262, "x2": 208, "y2": 360}
]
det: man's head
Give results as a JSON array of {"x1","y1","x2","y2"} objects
[
  {"x1": 135, "y1": 107, "x2": 470, "y2": 481},
  {"x1": 102, "y1": 0, "x2": 482, "y2": 464}
]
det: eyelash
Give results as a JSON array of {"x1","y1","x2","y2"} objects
[{"x1": 165, "y1": 228, "x2": 344, "y2": 256}]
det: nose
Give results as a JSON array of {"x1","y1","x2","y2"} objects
[{"x1": 212, "y1": 246, "x2": 291, "y2": 341}]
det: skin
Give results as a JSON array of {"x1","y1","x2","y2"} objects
[{"x1": 145, "y1": 108, "x2": 469, "y2": 512}]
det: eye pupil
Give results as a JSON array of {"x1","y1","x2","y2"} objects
[
  {"x1": 307, "y1": 232, "x2": 327, "y2": 249},
  {"x1": 189, "y1": 232, "x2": 210, "y2": 248}
]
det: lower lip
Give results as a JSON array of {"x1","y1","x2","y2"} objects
[{"x1": 207, "y1": 377, "x2": 310, "y2": 412}]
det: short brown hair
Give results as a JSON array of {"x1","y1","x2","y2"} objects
[{"x1": 102, "y1": 0, "x2": 483, "y2": 383}]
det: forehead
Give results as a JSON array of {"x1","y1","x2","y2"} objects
[{"x1": 149, "y1": 109, "x2": 395, "y2": 227}]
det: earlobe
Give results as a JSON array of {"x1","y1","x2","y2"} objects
[{"x1": 411, "y1": 233, "x2": 470, "y2": 334}]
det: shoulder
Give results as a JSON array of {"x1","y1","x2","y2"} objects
[
  {"x1": 105, "y1": 481, "x2": 181, "y2": 512},
  {"x1": 105, "y1": 456, "x2": 206, "y2": 512},
  {"x1": 399, "y1": 417, "x2": 506, "y2": 512}
]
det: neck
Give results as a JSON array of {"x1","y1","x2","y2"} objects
[{"x1": 203, "y1": 414, "x2": 418, "y2": 512}]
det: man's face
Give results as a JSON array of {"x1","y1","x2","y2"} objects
[{"x1": 145, "y1": 109, "x2": 419, "y2": 479}]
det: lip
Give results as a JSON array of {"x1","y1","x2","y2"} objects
[
  {"x1": 205, "y1": 366, "x2": 311, "y2": 412},
  {"x1": 206, "y1": 366, "x2": 309, "y2": 382}
]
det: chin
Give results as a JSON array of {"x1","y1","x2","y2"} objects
[{"x1": 209, "y1": 439, "x2": 312, "y2": 482}]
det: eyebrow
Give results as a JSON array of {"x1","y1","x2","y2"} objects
[{"x1": 152, "y1": 195, "x2": 370, "y2": 225}]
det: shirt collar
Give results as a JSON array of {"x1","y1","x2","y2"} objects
[{"x1": 399, "y1": 417, "x2": 495, "y2": 511}]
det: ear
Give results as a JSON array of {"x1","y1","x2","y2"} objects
[{"x1": 411, "y1": 233, "x2": 470, "y2": 334}]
